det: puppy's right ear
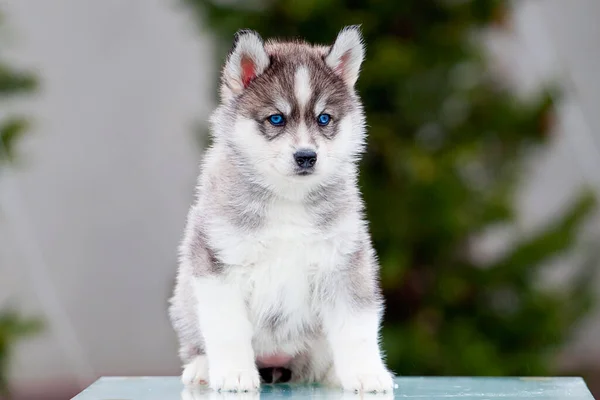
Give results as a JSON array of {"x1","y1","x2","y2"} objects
[{"x1": 221, "y1": 29, "x2": 270, "y2": 101}]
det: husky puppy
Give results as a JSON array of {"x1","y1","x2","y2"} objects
[{"x1": 169, "y1": 25, "x2": 393, "y2": 393}]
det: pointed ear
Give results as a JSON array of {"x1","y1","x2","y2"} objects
[
  {"x1": 221, "y1": 29, "x2": 270, "y2": 101},
  {"x1": 325, "y1": 25, "x2": 365, "y2": 88}
]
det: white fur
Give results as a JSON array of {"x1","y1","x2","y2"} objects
[
  {"x1": 275, "y1": 97, "x2": 292, "y2": 115},
  {"x1": 294, "y1": 66, "x2": 312, "y2": 109},
  {"x1": 182, "y1": 355, "x2": 209, "y2": 386},
  {"x1": 314, "y1": 95, "x2": 328, "y2": 115},
  {"x1": 194, "y1": 277, "x2": 260, "y2": 392},
  {"x1": 323, "y1": 303, "x2": 393, "y2": 392},
  {"x1": 325, "y1": 26, "x2": 365, "y2": 87},
  {"x1": 295, "y1": 122, "x2": 316, "y2": 152},
  {"x1": 228, "y1": 116, "x2": 324, "y2": 200},
  {"x1": 195, "y1": 172, "x2": 392, "y2": 391},
  {"x1": 227, "y1": 108, "x2": 364, "y2": 202}
]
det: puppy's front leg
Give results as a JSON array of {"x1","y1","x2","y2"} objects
[
  {"x1": 194, "y1": 277, "x2": 260, "y2": 392},
  {"x1": 322, "y1": 279, "x2": 394, "y2": 393}
]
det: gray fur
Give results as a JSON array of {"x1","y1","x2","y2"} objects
[
  {"x1": 345, "y1": 241, "x2": 384, "y2": 310},
  {"x1": 304, "y1": 173, "x2": 359, "y2": 228},
  {"x1": 169, "y1": 266, "x2": 205, "y2": 363}
]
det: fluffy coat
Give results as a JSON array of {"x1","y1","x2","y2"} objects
[{"x1": 169, "y1": 26, "x2": 394, "y2": 393}]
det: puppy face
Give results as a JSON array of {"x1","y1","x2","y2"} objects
[{"x1": 217, "y1": 27, "x2": 367, "y2": 195}]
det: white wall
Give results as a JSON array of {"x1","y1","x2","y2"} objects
[
  {"x1": 495, "y1": 0, "x2": 600, "y2": 369},
  {"x1": 536, "y1": 0, "x2": 600, "y2": 368},
  {"x1": 0, "y1": 0, "x2": 599, "y2": 394},
  {"x1": 1, "y1": 0, "x2": 213, "y2": 390}
]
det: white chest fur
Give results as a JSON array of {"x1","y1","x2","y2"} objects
[{"x1": 208, "y1": 199, "x2": 356, "y2": 356}]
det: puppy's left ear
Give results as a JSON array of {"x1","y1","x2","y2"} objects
[
  {"x1": 325, "y1": 25, "x2": 365, "y2": 88},
  {"x1": 221, "y1": 29, "x2": 270, "y2": 101}
]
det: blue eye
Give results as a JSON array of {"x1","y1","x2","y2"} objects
[
  {"x1": 268, "y1": 114, "x2": 285, "y2": 126},
  {"x1": 317, "y1": 113, "x2": 331, "y2": 126}
]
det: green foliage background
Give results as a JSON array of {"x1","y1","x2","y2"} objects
[
  {"x1": 0, "y1": 10, "x2": 43, "y2": 397},
  {"x1": 182, "y1": 0, "x2": 599, "y2": 377}
]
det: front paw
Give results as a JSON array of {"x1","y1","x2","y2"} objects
[
  {"x1": 182, "y1": 355, "x2": 209, "y2": 386},
  {"x1": 209, "y1": 367, "x2": 260, "y2": 392},
  {"x1": 338, "y1": 367, "x2": 394, "y2": 393}
]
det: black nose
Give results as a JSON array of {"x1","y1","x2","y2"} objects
[{"x1": 294, "y1": 150, "x2": 317, "y2": 169}]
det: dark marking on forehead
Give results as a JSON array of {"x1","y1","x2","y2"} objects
[{"x1": 236, "y1": 40, "x2": 355, "y2": 125}]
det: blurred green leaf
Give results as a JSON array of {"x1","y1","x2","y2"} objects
[
  {"x1": 0, "y1": 12, "x2": 43, "y2": 397},
  {"x1": 0, "y1": 63, "x2": 37, "y2": 96},
  {"x1": 483, "y1": 192, "x2": 596, "y2": 286},
  {"x1": 0, "y1": 116, "x2": 29, "y2": 161}
]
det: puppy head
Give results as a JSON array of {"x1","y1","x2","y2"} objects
[{"x1": 217, "y1": 26, "x2": 367, "y2": 197}]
